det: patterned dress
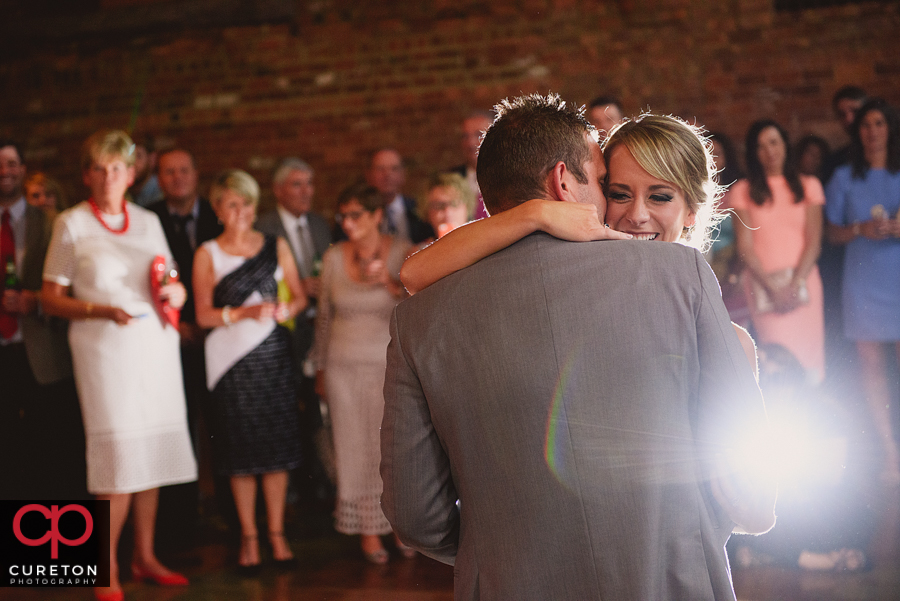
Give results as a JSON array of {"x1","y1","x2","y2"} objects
[
  {"x1": 315, "y1": 237, "x2": 408, "y2": 535},
  {"x1": 203, "y1": 236, "x2": 302, "y2": 475}
]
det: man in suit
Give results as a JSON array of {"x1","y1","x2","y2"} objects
[
  {"x1": 128, "y1": 134, "x2": 164, "y2": 207},
  {"x1": 381, "y1": 95, "x2": 775, "y2": 600},
  {"x1": 1, "y1": 140, "x2": 84, "y2": 499},
  {"x1": 148, "y1": 148, "x2": 222, "y2": 544},
  {"x1": 255, "y1": 157, "x2": 333, "y2": 506},
  {"x1": 366, "y1": 148, "x2": 434, "y2": 244},
  {"x1": 450, "y1": 111, "x2": 493, "y2": 220}
]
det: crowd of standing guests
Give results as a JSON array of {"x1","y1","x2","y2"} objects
[{"x1": 1, "y1": 83, "x2": 899, "y2": 599}]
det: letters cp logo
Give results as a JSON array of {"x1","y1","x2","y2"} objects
[{"x1": 13, "y1": 504, "x2": 93, "y2": 559}]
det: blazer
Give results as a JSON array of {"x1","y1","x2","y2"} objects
[
  {"x1": 147, "y1": 197, "x2": 222, "y2": 324},
  {"x1": 382, "y1": 234, "x2": 768, "y2": 601},
  {"x1": 20, "y1": 204, "x2": 72, "y2": 385},
  {"x1": 255, "y1": 208, "x2": 332, "y2": 364}
]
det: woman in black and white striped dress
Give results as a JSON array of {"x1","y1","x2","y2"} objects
[{"x1": 193, "y1": 169, "x2": 307, "y2": 573}]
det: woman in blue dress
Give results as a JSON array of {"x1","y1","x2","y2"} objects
[{"x1": 825, "y1": 98, "x2": 900, "y2": 483}]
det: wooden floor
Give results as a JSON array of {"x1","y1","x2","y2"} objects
[
  {"x1": 6, "y1": 364, "x2": 900, "y2": 600},
  {"x1": 3, "y1": 496, "x2": 900, "y2": 601}
]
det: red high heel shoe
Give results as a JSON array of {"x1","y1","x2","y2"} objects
[
  {"x1": 131, "y1": 564, "x2": 189, "y2": 586},
  {"x1": 94, "y1": 588, "x2": 124, "y2": 601}
]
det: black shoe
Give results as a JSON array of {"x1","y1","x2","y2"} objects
[{"x1": 237, "y1": 563, "x2": 262, "y2": 577}]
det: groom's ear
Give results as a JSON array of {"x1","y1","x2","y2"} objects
[{"x1": 547, "y1": 161, "x2": 575, "y2": 203}]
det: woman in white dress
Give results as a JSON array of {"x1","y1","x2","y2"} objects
[{"x1": 42, "y1": 130, "x2": 195, "y2": 601}]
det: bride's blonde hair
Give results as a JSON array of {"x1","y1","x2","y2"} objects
[{"x1": 602, "y1": 113, "x2": 723, "y2": 252}]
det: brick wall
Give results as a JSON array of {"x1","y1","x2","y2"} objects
[{"x1": 1, "y1": 0, "x2": 898, "y2": 214}]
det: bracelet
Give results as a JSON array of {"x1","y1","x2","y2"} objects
[
  {"x1": 85, "y1": 302, "x2": 94, "y2": 317},
  {"x1": 852, "y1": 223, "x2": 861, "y2": 237},
  {"x1": 222, "y1": 305, "x2": 233, "y2": 326}
]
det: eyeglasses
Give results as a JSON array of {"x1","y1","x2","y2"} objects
[
  {"x1": 426, "y1": 201, "x2": 461, "y2": 212},
  {"x1": 335, "y1": 210, "x2": 367, "y2": 224}
]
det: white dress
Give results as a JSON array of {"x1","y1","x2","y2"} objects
[{"x1": 43, "y1": 202, "x2": 197, "y2": 494}]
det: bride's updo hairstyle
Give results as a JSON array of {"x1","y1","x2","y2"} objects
[{"x1": 602, "y1": 113, "x2": 723, "y2": 252}]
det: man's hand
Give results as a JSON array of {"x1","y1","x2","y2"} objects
[{"x1": 2, "y1": 289, "x2": 38, "y2": 315}]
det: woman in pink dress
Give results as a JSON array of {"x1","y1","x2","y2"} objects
[{"x1": 730, "y1": 120, "x2": 825, "y2": 383}]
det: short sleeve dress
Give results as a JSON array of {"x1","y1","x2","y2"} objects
[
  {"x1": 314, "y1": 237, "x2": 408, "y2": 535},
  {"x1": 43, "y1": 202, "x2": 197, "y2": 494},
  {"x1": 825, "y1": 165, "x2": 900, "y2": 341},
  {"x1": 729, "y1": 175, "x2": 826, "y2": 382}
]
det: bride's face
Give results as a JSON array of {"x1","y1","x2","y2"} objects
[{"x1": 604, "y1": 145, "x2": 695, "y2": 242}]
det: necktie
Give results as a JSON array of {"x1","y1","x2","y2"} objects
[
  {"x1": 296, "y1": 220, "x2": 316, "y2": 279},
  {"x1": 384, "y1": 207, "x2": 398, "y2": 235},
  {"x1": 172, "y1": 213, "x2": 194, "y2": 249},
  {"x1": 169, "y1": 212, "x2": 194, "y2": 272},
  {"x1": 0, "y1": 210, "x2": 19, "y2": 339}
]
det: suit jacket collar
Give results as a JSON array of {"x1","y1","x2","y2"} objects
[
  {"x1": 3, "y1": 196, "x2": 26, "y2": 221},
  {"x1": 164, "y1": 197, "x2": 201, "y2": 220}
]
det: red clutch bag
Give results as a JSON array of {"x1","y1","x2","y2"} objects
[{"x1": 150, "y1": 255, "x2": 181, "y2": 328}]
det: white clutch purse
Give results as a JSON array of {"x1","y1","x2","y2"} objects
[{"x1": 746, "y1": 268, "x2": 808, "y2": 314}]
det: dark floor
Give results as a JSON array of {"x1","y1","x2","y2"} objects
[
  {"x1": 5, "y1": 348, "x2": 900, "y2": 601},
  {"x1": 2, "y1": 486, "x2": 900, "y2": 601}
]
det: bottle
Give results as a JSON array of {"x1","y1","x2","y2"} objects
[{"x1": 4, "y1": 257, "x2": 18, "y2": 290}]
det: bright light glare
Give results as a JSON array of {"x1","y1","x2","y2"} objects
[{"x1": 730, "y1": 397, "x2": 847, "y2": 491}]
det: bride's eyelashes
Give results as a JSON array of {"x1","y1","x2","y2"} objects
[
  {"x1": 650, "y1": 193, "x2": 674, "y2": 203},
  {"x1": 607, "y1": 189, "x2": 631, "y2": 203}
]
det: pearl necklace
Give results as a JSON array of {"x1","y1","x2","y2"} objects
[{"x1": 88, "y1": 198, "x2": 129, "y2": 234}]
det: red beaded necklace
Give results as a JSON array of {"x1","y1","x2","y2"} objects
[{"x1": 88, "y1": 198, "x2": 129, "y2": 234}]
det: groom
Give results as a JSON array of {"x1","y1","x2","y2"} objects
[{"x1": 381, "y1": 94, "x2": 774, "y2": 600}]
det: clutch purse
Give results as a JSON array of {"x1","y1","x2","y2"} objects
[
  {"x1": 746, "y1": 267, "x2": 808, "y2": 314},
  {"x1": 150, "y1": 255, "x2": 181, "y2": 328}
]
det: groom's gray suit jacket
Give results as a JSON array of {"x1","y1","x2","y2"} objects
[{"x1": 382, "y1": 233, "x2": 766, "y2": 601}]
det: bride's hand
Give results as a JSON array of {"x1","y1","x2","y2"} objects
[{"x1": 528, "y1": 199, "x2": 631, "y2": 242}]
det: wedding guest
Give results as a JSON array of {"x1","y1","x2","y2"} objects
[
  {"x1": 42, "y1": 129, "x2": 195, "y2": 601},
  {"x1": 24, "y1": 171, "x2": 67, "y2": 215},
  {"x1": 707, "y1": 131, "x2": 749, "y2": 328},
  {"x1": 147, "y1": 148, "x2": 223, "y2": 547},
  {"x1": 128, "y1": 134, "x2": 163, "y2": 207},
  {"x1": 365, "y1": 148, "x2": 434, "y2": 244},
  {"x1": 255, "y1": 158, "x2": 334, "y2": 507},
  {"x1": 420, "y1": 172, "x2": 476, "y2": 243},
  {"x1": 731, "y1": 120, "x2": 826, "y2": 384},
  {"x1": 450, "y1": 111, "x2": 493, "y2": 219},
  {"x1": 314, "y1": 183, "x2": 411, "y2": 563},
  {"x1": 0, "y1": 141, "x2": 83, "y2": 501},
  {"x1": 587, "y1": 95, "x2": 624, "y2": 141},
  {"x1": 796, "y1": 135, "x2": 831, "y2": 181},
  {"x1": 193, "y1": 169, "x2": 307, "y2": 573},
  {"x1": 823, "y1": 86, "x2": 867, "y2": 183},
  {"x1": 825, "y1": 99, "x2": 900, "y2": 483}
]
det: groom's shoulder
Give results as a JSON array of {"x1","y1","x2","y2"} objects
[{"x1": 540, "y1": 235, "x2": 703, "y2": 271}]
